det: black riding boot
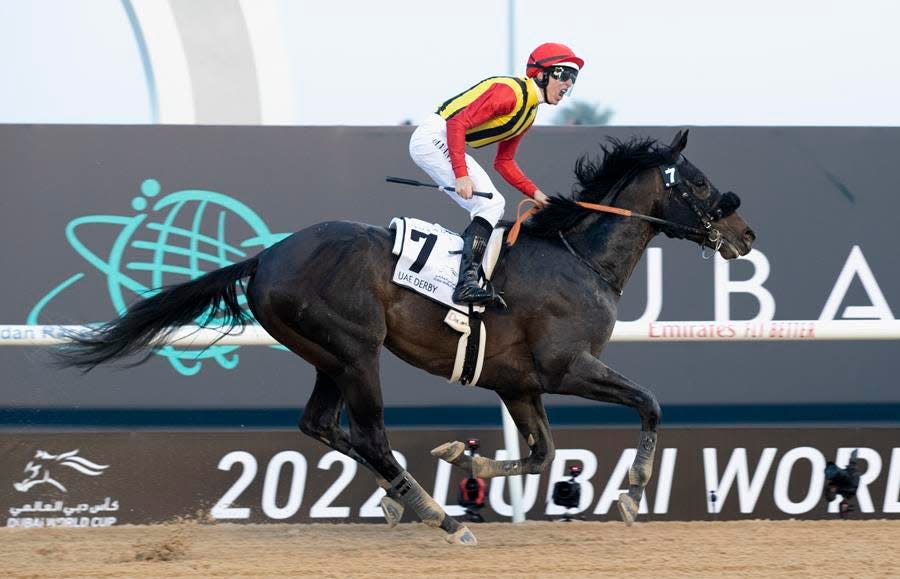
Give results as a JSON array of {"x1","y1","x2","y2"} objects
[{"x1": 452, "y1": 217, "x2": 497, "y2": 306}]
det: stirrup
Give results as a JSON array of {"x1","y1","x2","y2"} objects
[
  {"x1": 452, "y1": 285, "x2": 494, "y2": 306},
  {"x1": 483, "y1": 281, "x2": 508, "y2": 309},
  {"x1": 452, "y1": 282, "x2": 506, "y2": 309}
]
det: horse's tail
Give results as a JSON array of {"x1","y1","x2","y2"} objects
[{"x1": 55, "y1": 257, "x2": 259, "y2": 371}]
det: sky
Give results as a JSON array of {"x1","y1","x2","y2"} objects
[{"x1": 2, "y1": 0, "x2": 900, "y2": 126}]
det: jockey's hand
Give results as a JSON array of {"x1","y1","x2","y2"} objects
[
  {"x1": 532, "y1": 190, "x2": 551, "y2": 208},
  {"x1": 455, "y1": 176, "x2": 475, "y2": 200}
]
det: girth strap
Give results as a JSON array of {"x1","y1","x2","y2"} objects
[{"x1": 460, "y1": 307, "x2": 482, "y2": 384}]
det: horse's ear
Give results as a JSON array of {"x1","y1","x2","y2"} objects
[{"x1": 669, "y1": 129, "x2": 689, "y2": 156}]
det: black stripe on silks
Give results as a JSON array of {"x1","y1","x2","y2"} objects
[
  {"x1": 465, "y1": 78, "x2": 529, "y2": 145},
  {"x1": 436, "y1": 76, "x2": 502, "y2": 116}
]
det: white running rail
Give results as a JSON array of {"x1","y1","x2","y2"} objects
[{"x1": 2, "y1": 319, "x2": 900, "y2": 347}]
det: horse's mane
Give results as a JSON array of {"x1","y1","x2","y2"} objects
[{"x1": 523, "y1": 137, "x2": 673, "y2": 238}]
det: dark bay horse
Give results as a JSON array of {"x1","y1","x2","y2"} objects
[{"x1": 56, "y1": 130, "x2": 755, "y2": 544}]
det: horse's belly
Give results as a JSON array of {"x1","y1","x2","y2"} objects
[{"x1": 383, "y1": 299, "x2": 460, "y2": 379}]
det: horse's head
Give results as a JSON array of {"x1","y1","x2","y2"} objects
[
  {"x1": 654, "y1": 130, "x2": 755, "y2": 259},
  {"x1": 14, "y1": 459, "x2": 46, "y2": 492},
  {"x1": 524, "y1": 132, "x2": 756, "y2": 266}
]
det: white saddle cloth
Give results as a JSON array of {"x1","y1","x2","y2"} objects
[{"x1": 389, "y1": 217, "x2": 504, "y2": 314}]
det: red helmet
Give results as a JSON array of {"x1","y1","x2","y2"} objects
[{"x1": 526, "y1": 42, "x2": 584, "y2": 78}]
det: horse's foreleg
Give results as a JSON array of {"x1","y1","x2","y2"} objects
[
  {"x1": 431, "y1": 393, "x2": 555, "y2": 479},
  {"x1": 299, "y1": 370, "x2": 404, "y2": 526},
  {"x1": 552, "y1": 352, "x2": 661, "y2": 526}
]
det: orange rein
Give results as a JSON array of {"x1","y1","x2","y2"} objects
[{"x1": 506, "y1": 199, "x2": 633, "y2": 246}]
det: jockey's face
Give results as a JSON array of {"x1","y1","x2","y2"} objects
[{"x1": 544, "y1": 67, "x2": 577, "y2": 105}]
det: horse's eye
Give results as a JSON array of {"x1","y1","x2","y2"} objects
[{"x1": 693, "y1": 177, "x2": 705, "y2": 187}]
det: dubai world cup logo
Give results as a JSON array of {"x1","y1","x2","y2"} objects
[
  {"x1": 14, "y1": 450, "x2": 109, "y2": 493},
  {"x1": 28, "y1": 179, "x2": 290, "y2": 375}
]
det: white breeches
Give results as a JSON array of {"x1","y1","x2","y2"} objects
[{"x1": 408, "y1": 114, "x2": 506, "y2": 227}]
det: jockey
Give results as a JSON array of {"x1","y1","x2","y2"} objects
[{"x1": 409, "y1": 42, "x2": 584, "y2": 306}]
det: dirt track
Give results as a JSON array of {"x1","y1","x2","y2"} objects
[{"x1": 2, "y1": 519, "x2": 897, "y2": 578}]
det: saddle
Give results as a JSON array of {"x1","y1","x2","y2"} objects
[{"x1": 389, "y1": 217, "x2": 505, "y2": 385}]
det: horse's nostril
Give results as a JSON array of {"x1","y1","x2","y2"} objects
[{"x1": 744, "y1": 228, "x2": 756, "y2": 244}]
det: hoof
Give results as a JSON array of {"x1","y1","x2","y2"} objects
[
  {"x1": 617, "y1": 493, "x2": 638, "y2": 527},
  {"x1": 444, "y1": 525, "x2": 478, "y2": 546},
  {"x1": 431, "y1": 441, "x2": 465, "y2": 463},
  {"x1": 380, "y1": 495, "x2": 404, "y2": 528}
]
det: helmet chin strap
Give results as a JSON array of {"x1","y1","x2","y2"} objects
[{"x1": 536, "y1": 71, "x2": 550, "y2": 103}]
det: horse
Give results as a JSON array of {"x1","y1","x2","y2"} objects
[{"x1": 55, "y1": 130, "x2": 755, "y2": 544}]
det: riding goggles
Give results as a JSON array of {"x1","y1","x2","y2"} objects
[{"x1": 550, "y1": 66, "x2": 579, "y2": 84}]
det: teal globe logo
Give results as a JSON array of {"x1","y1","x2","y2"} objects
[{"x1": 28, "y1": 179, "x2": 290, "y2": 375}]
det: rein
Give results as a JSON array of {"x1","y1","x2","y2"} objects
[
  {"x1": 575, "y1": 200, "x2": 710, "y2": 238},
  {"x1": 557, "y1": 230, "x2": 623, "y2": 295},
  {"x1": 505, "y1": 197, "x2": 712, "y2": 247}
]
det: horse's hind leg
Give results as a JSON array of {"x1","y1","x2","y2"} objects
[
  {"x1": 299, "y1": 370, "x2": 404, "y2": 526},
  {"x1": 338, "y1": 359, "x2": 476, "y2": 545},
  {"x1": 432, "y1": 393, "x2": 556, "y2": 479},
  {"x1": 551, "y1": 352, "x2": 661, "y2": 526}
]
